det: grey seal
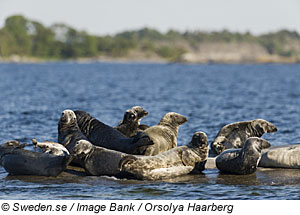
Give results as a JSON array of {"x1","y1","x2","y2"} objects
[
  {"x1": 137, "y1": 112, "x2": 187, "y2": 156},
  {"x1": 58, "y1": 109, "x2": 90, "y2": 154},
  {"x1": 258, "y1": 144, "x2": 300, "y2": 169},
  {"x1": 74, "y1": 110, "x2": 153, "y2": 154},
  {"x1": 32, "y1": 139, "x2": 70, "y2": 156},
  {"x1": 119, "y1": 131, "x2": 209, "y2": 180},
  {"x1": 211, "y1": 119, "x2": 277, "y2": 155},
  {"x1": 216, "y1": 137, "x2": 271, "y2": 175},
  {"x1": 1, "y1": 141, "x2": 71, "y2": 176},
  {"x1": 73, "y1": 140, "x2": 129, "y2": 177},
  {"x1": 115, "y1": 106, "x2": 149, "y2": 137}
]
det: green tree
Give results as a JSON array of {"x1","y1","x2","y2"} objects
[
  {"x1": 30, "y1": 21, "x2": 56, "y2": 57},
  {"x1": 4, "y1": 15, "x2": 32, "y2": 55},
  {"x1": 155, "y1": 45, "x2": 186, "y2": 62},
  {"x1": 0, "y1": 29, "x2": 15, "y2": 56}
]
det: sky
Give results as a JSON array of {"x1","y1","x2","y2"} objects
[{"x1": 0, "y1": 0, "x2": 299, "y2": 35}]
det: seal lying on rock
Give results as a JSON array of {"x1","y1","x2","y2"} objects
[
  {"x1": 74, "y1": 110, "x2": 153, "y2": 154},
  {"x1": 211, "y1": 119, "x2": 277, "y2": 155},
  {"x1": 58, "y1": 109, "x2": 90, "y2": 154},
  {"x1": 115, "y1": 106, "x2": 149, "y2": 137},
  {"x1": 0, "y1": 141, "x2": 26, "y2": 166},
  {"x1": 216, "y1": 137, "x2": 271, "y2": 175},
  {"x1": 258, "y1": 144, "x2": 300, "y2": 169},
  {"x1": 137, "y1": 112, "x2": 187, "y2": 156},
  {"x1": 119, "y1": 131, "x2": 209, "y2": 180},
  {"x1": 1, "y1": 141, "x2": 71, "y2": 176},
  {"x1": 73, "y1": 140, "x2": 128, "y2": 177}
]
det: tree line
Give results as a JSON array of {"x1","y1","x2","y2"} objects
[{"x1": 0, "y1": 15, "x2": 299, "y2": 61}]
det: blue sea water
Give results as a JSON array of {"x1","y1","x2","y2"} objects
[{"x1": 0, "y1": 62, "x2": 300, "y2": 200}]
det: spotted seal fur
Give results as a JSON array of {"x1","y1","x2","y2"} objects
[
  {"x1": 211, "y1": 119, "x2": 277, "y2": 155},
  {"x1": 119, "y1": 131, "x2": 209, "y2": 180}
]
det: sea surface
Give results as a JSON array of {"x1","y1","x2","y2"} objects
[{"x1": 0, "y1": 62, "x2": 300, "y2": 200}]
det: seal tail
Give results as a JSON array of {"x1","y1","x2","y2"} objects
[{"x1": 119, "y1": 155, "x2": 138, "y2": 171}]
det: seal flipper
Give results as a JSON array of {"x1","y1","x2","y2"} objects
[
  {"x1": 260, "y1": 139, "x2": 271, "y2": 150},
  {"x1": 128, "y1": 133, "x2": 154, "y2": 154},
  {"x1": 119, "y1": 155, "x2": 138, "y2": 171},
  {"x1": 138, "y1": 124, "x2": 149, "y2": 130},
  {"x1": 182, "y1": 150, "x2": 195, "y2": 166},
  {"x1": 16, "y1": 143, "x2": 26, "y2": 149}
]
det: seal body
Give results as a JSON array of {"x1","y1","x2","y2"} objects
[
  {"x1": 115, "y1": 106, "x2": 149, "y2": 137},
  {"x1": 216, "y1": 137, "x2": 271, "y2": 175},
  {"x1": 74, "y1": 110, "x2": 153, "y2": 154},
  {"x1": 73, "y1": 140, "x2": 129, "y2": 176},
  {"x1": 211, "y1": 119, "x2": 277, "y2": 155},
  {"x1": 258, "y1": 144, "x2": 300, "y2": 169},
  {"x1": 138, "y1": 112, "x2": 187, "y2": 156},
  {"x1": 1, "y1": 144, "x2": 71, "y2": 177},
  {"x1": 119, "y1": 131, "x2": 209, "y2": 180}
]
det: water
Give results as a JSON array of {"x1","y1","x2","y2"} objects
[{"x1": 0, "y1": 62, "x2": 300, "y2": 200}]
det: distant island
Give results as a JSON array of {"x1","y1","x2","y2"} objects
[{"x1": 0, "y1": 15, "x2": 300, "y2": 63}]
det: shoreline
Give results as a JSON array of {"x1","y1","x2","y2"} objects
[{"x1": 0, "y1": 55, "x2": 299, "y2": 65}]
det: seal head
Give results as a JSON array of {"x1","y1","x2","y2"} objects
[
  {"x1": 120, "y1": 106, "x2": 148, "y2": 125},
  {"x1": 116, "y1": 106, "x2": 149, "y2": 137},
  {"x1": 159, "y1": 112, "x2": 187, "y2": 127},
  {"x1": 73, "y1": 140, "x2": 94, "y2": 157},
  {"x1": 251, "y1": 119, "x2": 277, "y2": 134},
  {"x1": 59, "y1": 109, "x2": 77, "y2": 126}
]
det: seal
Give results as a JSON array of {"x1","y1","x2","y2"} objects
[
  {"x1": 58, "y1": 109, "x2": 89, "y2": 154},
  {"x1": 115, "y1": 106, "x2": 149, "y2": 137},
  {"x1": 137, "y1": 112, "x2": 187, "y2": 156},
  {"x1": 74, "y1": 110, "x2": 153, "y2": 154},
  {"x1": 32, "y1": 139, "x2": 70, "y2": 156},
  {"x1": 216, "y1": 137, "x2": 271, "y2": 175},
  {"x1": 1, "y1": 141, "x2": 71, "y2": 176},
  {"x1": 258, "y1": 144, "x2": 300, "y2": 169},
  {"x1": 119, "y1": 131, "x2": 209, "y2": 180},
  {"x1": 211, "y1": 119, "x2": 277, "y2": 155},
  {"x1": 73, "y1": 140, "x2": 129, "y2": 177}
]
